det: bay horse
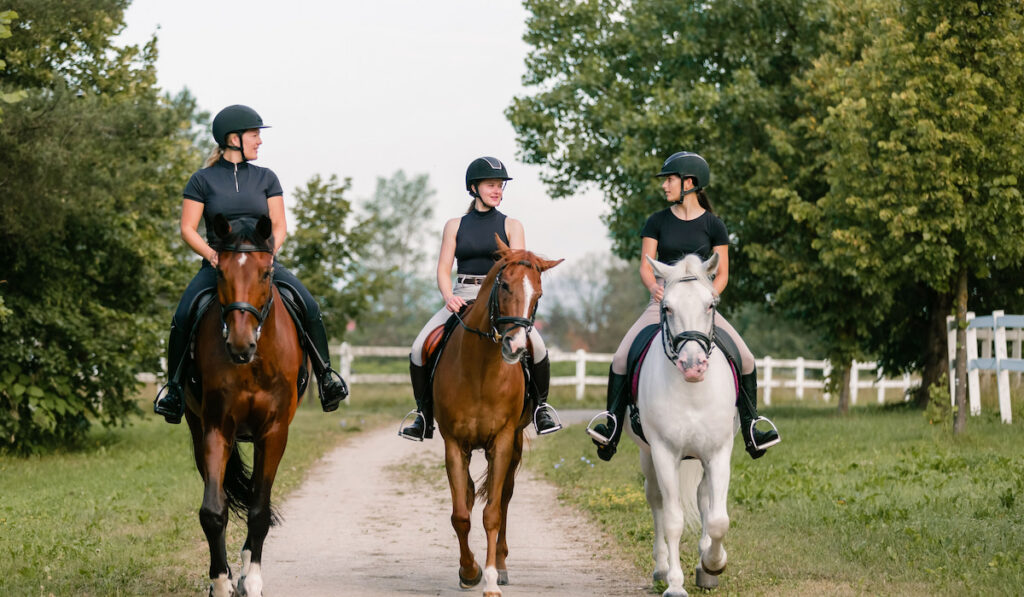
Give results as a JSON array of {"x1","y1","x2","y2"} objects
[
  {"x1": 631, "y1": 253, "x2": 736, "y2": 597},
  {"x1": 185, "y1": 214, "x2": 304, "y2": 597},
  {"x1": 433, "y1": 238, "x2": 561, "y2": 596}
]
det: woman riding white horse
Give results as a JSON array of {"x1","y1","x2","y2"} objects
[{"x1": 589, "y1": 151, "x2": 779, "y2": 460}]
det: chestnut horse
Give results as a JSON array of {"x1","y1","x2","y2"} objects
[
  {"x1": 185, "y1": 214, "x2": 304, "y2": 597},
  {"x1": 433, "y1": 239, "x2": 561, "y2": 597}
]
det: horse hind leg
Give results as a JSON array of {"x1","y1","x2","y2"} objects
[
  {"x1": 494, "y1": 432, "x2": 523, "y2": 586},
  {"x1": 236, "y1": 432, "x2": 288, "y2": 597},
  {"x1": 697, "y1": 449, "x2": 731, "y2": 580},
  {"x1": 445, "y1": 439, "x2": 481, "y2": 588},
  {"x1": 199, "y1": 434, "x2": 236, "y2": 597}
]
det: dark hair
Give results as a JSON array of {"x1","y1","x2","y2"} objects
[
  {"x1": 696, "y1": 188, "x2": 714, "y2": 215},
  {"x1": 466, "y1": 198, "x2": 478, "y2": 214}
]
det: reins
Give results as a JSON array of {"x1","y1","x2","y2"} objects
[
  {"x1": 660, "y1": 275, "x2": 717, "y2": 362},
  {"x1": 454, "y1": 259, "x2": 539, "y2": 344}
]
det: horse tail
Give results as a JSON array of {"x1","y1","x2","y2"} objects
[
  {"x1": 678, "y1": 459, "x2": 703, "y2": 532},
  {"x1": 223, "y1": 445, "x2": 283, "y2": 526}
]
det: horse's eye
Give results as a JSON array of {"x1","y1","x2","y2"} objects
[
  {"x1": 263, "y1": 270, "x2": 272, "y2": 280},
  {"x1": 501, "y1": 282, "x2": 510, "y2": 292},
  {"x1": 663, "y1": 306, "x2": 672, "y2": 316}
]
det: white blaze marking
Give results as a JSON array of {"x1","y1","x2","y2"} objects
[
  {"x1": 521, "y1": 276, "x2": 535, "y2": 320},
  {"x1": 237, "y1": 253, "x2": 247, "y2": 266}
]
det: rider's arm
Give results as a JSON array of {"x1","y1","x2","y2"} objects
[
  {"x1": 268, "y1": 195, "x2": 287, "y2": 255},
  {"x1": 437, "y1": 218, "x2": 463, "y2": 311},
  {"x1": 506, "y1": 218, "x2": 525, "y2": 250},
  {"x1": 180, "y1": 198, "x2": 218, "y2": 265},
  {"x1": 712, "y1": 245, "x2": 729, "y2": 297},
  {"x1": 639, "y1": 237, "x2": 662, "y2": 302}
]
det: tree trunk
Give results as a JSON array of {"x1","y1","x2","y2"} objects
[
  {"x1": 837, "y1": 362, "x2": 851, "y2": 416},
  {"x1": 914, "y1": 291, "x2": 954, "y2": 408},
  {"x1": 953, "y1": 267, "x2": 968, "y2": 435}
]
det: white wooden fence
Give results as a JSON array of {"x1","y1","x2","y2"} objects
[
  {"x1": 334, "y1": 343, "x2": 918, "y2": 405},
  {"x1": 947, "y1": 310, "x2": 1024, "y2": 424}
]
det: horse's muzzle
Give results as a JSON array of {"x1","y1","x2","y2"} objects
[{"x1": 677, "y1": 355, "x2": 709, "y2": 382}]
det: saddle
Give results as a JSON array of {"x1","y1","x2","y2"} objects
[
  {"x1": 183, "y1": 282, "x2": 311, "y2": 408},
  {"x1": 625, "y1": 324, "x2": 741, "y2": 445},
  {"x1": 420, "y1": 302, "x2": 537, "y2": 415}
]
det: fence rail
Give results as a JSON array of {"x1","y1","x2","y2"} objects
[
  {"x1": 947, "y1": 310, "x2": 1023, "y2": 423},
  {"x1": 334, "y1": 342, "x2": 918, "y2": 405}
]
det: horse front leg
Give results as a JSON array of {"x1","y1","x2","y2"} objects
[
  {"x1": 494, "y1": 432, "x2": 523, "y2": 586},
  {"x1": 697, "y1": 447, "x2": 731, "y2": 582},
  {"x1": 638, "y1": 445, "x2": 670, "y2": 583},
  {"x1": 444, "y1": 438, "x2": 481, "y2": 588},
  {"x1": 237, "y1": 429, "x2": 288, "y2": 597},
  {"x1": 199, "y1": 431, "x2": 235, "y2": 597},
  {"x1": 650, "y1": 441, "x2": 688, "y2": 597},
  {"x1": 481, "y1": 430, "x2": 516, "y2": 597}
]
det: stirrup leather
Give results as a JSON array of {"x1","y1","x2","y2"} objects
[
  {"x1": 398, "y1": 410, "x2": 427, "y2": 442},
  {"x1": 585, "y1": 411, "x2": 618, "y2": 445},
  {"x1": 533, "y1": 403, "x2": 563, "y2": 435},
  {"x1": 748, "y1": 416, "x2": 781, "y2": 450}
]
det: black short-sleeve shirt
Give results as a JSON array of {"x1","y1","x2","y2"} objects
[
  {"x1": 640, "y1": 208, "x2": 729, "y2": 264},
  {"x1": 183, "y1": 157, "x2": 284, "y2": 243}
]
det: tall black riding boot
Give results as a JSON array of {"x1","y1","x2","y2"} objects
[
  {"x1": 306, "y1": 317, "x2": 348, "y2": 412},
  {"x1": 399, "y1": 359, "x2": 434, "y2": 440},
  {"x1": 738, "y1": 369, "x2": 780, "y2": 459},
  {"x1": 153, "y1": 322, "x2": 188, "y2": 424},
  {"x1": 529, "y1": 355, "x2": 562, "y2": 435},
  {"x1": 588, "y1": 367, "x2": 629, "y2": 461}
]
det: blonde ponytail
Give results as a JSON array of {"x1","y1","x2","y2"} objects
[{"x1": 203, "y1": 145, "x2": 225, "y2": 168}]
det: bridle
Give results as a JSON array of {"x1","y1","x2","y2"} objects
[
  {"x1": 660, "y1": 275, "x2": 717, "y2": 362},
  {"x1": 455, "y1": 260, "x2": 539, "y2": 344},
  {"x1": 217, "y1": 242, "x2": 275, "y2": 343}
]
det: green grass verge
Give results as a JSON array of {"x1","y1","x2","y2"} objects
[
  {"x1": 523, "y1": 403, "x2": 1024, "y2": 596},
  {"x1": 0, "y1": 384, "x2": 412, "y2": 596}
]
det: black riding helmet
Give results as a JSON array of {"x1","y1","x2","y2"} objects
[
  {"x1": 212, "y1": 105, "x2": 270, "y2": 160},
  {"x1": 465, "y1": 157, "x2": 513, "y2": 197},
  {"x1": 656, "y1": 151, "x2": 710, "y2": 190}
]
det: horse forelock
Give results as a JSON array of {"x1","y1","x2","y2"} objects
[
  {"x1": 667, "y1": 254, "x2": 714, "y2": 292},
  {"x1": 212, "y1": 217, "x2": 275, "y2": 253}
]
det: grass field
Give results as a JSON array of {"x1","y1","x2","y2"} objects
[
  {"x1": 523, "y1": 402, "x2": 1024, "y2": 596},
  {"x1": 0, "y1": 384, "x2": 413, "y2": 597},
  {"x1": 3, "y1": 379, "x2": 1022, "y2": 596}
]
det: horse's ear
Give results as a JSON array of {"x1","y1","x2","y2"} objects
[
  {"x1": 538, "y1": 257, "x2": 564, "y2": 272},
  {"x1": 255, "y1": 215, "x2": 273, "y2": 243},
  {"x1": 704, "y1": 252, "x2": 720, "y2": 278},
  {"x1": 646, "y1": 255, "x2": 672, "y2": 281},
  {"x1": 213, "y1": 213, "x2": 231, "y2": 239},
  {"x1": 494, "y1": 233, "x2": 511, "y2": 255}
]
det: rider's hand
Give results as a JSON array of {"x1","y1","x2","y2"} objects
[
  {"x1": 444, "y1": 294, "x2": 466, "y2": 313},
  {"x1": 649, "y1": 284, "x2": 663, "y2": 302},
  {"x1": 208, "y1": 249, "x2": 219, "y2": 267}
]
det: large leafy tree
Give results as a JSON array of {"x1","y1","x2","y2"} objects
[
  {"x1": 346, "y1": 170, "x2": 438, "y2": 346},
  {"x1": 277, "y1": 175, "x2": 387, "y2": 344},
  {"x1": 0, "y1": 0, "x2": 202, "y2": 453}
]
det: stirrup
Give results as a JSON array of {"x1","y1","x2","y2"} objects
[
  {"x1": 749, "y1": 416, "x2": 781, "y2": 451},
  {"x1": 533, "y1": 403, "x2": 563, "y2": 435},
  {"x1": 585, "y1": 411, "x2": 618, "y2": 446},
  {"x1": 398, "y1": 410, "x2": 427, "y2": 442}
]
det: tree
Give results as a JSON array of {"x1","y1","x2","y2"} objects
[
  {"x1": 277, "y1": 174, "x2": 387, "y2": 342},
  {"x1": 346, "y1": 171, "x2": 439, "y2": 346},
  {"x1": 0, "y1": 1, "x2": 204, "y2": 453}
]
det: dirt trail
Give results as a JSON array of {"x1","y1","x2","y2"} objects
[{"x1": 259, "y1": 417, "x2": 647, "y2": 596}]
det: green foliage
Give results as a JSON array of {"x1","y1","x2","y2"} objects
[
  {"x1": 0, "y1": 9, "x2": 27, "y2": 120},
  {"x1": 277, "y1": 174, "x2": 387, "y2": 341},
  {"x1": 528, "y1": 407, "x2": 1024, "y2": 595},
  {"x1": 0, "y1": 1, "x2": 203, "y2": 453},
  {"x1": 346, "y1": 170, "x2": 439, "y2": 346}
]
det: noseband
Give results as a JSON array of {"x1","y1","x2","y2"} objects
[
  {"x1": 456, "y1": 260, "x2": 539, "y2": 344},
  {"x1": 217, "y1": 242, "x2": 275, "y2": 343},
  {"x1": 660, "y1": 275, "x2": 717, "y2": 362}
]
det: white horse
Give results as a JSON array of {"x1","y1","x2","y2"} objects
[{"x1": 630, "y1": 253, "x2": 736, "y2": 597}]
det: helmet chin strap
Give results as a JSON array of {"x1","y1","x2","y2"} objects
[
  {"x1": 226, "y1": 132, "x2": 247, "y2": 164},
  {"x1": 669, "y1": 186, "x2": 700, "y2": 205}
]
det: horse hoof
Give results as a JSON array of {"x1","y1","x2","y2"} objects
[
  {"x1": 662, "y1": 589, "x2": 688, "y2": 597},
  {"x1": 700, "y1": 558, "x2": 726, "y2": 577},
  {"x1": 695, "y1": 563, "x2": 719, "y2": 589},
  {"x1": 459, "y1": 564, "x2": 483, "y2": 588},
  {"x1": 497, "y1": 569, "x2": 509, "y2": 585}
]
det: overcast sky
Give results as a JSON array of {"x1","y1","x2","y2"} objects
[{"x1": 118, "y1": 1, "x2": 611, "y2": 269}]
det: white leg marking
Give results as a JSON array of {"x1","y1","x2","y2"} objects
[
  {"x1": 483, "y1": 565, "x2": 501, "y2": 595},
  {"x1": 242, "y1": 562, "x2": 263, "y2": 597},
  {"x1": 210, "y1": 572, "x2": 234, "y2": 597}
]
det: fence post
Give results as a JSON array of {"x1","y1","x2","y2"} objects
[
  {"x1": 795, "y1": 357, "x2": 805, "y2": 400},
  {"x1": 575, "y1": 348, "x2": 587, "y2": 401},
  {"x1": 1013, "y1": 328, "x2": 1022, "y2": 386},
  {"x1": 993, "y1": 310, "x2": 1012, "y2": 423},
  {"x1": 762, "y1": 355, "x2": 773, "y2": 406},
  {"x1": 877, "y1": 364, "x2": 886, "y2": 404},
  {"x1": 849, "y1": 360, "x2": 859, "y2": 405},
  {"x1": 339, "y1": 342, "x2": 353, "y2": 382},
  {"x1": 947, "y1": 315, "x2": 957, "y2": 406},
  {"x1": 823, "y1": 360, "x2": 832, "y2": 402},
  {"x1": 966, "y1": 311, "x2": 980, "y2": 416}
]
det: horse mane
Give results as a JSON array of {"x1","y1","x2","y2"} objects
[
  {"x1": 211, "y1": 216, "x2": 275, "y2": 253},
  {"x1": 668, "y1": 254, "x2": 715, "y2": 293}
]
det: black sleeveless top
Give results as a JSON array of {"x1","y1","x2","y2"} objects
[{"x1": 455, "y1": 208, "x2": 509, "y2": 275}]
